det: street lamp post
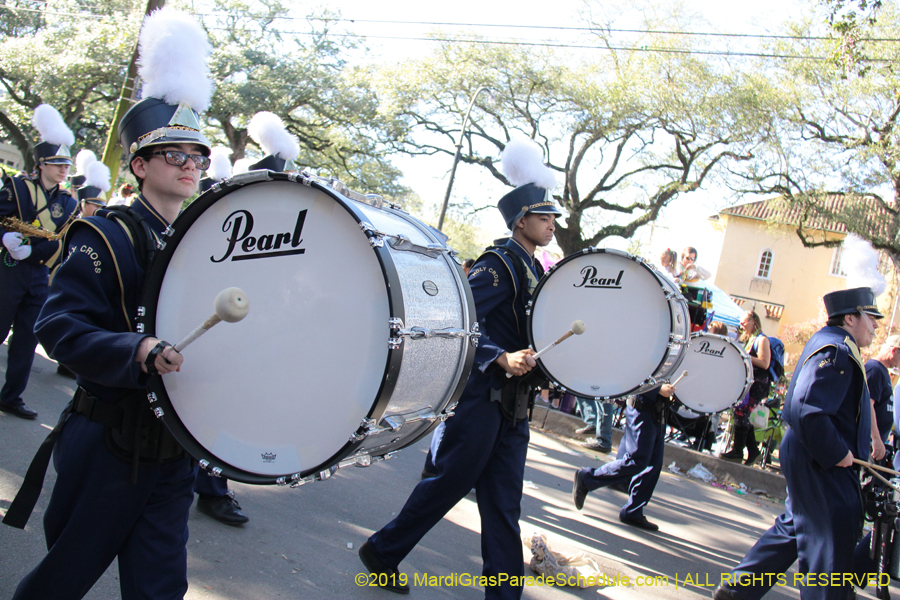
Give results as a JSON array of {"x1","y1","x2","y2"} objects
[{"x1": 437, "y1": 86, "x2": 491, "y2": 231}]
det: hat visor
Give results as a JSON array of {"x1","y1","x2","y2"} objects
[
  {"x1": 83, "y1": 199, "x2": 106, "y2": 207},
  {"x1": 42, "y1": 157, "x2": 73, "y2": 165},
  {"x1": 861, "y1": 307, "x2": 885, "y2": 319},
  {"x1": 135, "y1": 130, "x2": 211, "y2": 156}
]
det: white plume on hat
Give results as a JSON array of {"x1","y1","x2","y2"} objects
[
  {"x1": 842, "y1": 234, "x2": 886, "y2": 296},
  {"x1": 232, "y1": 158, "x2": 253, "y2": 175},
  {"x1": 74, "y1": 149, "x2": 97, "y2": 175},
  {"x1": 500, "y1": 138, "x2": 557, "y2": 190},
  {"x1": 84, "y1": 161, "x2": 111, "y2": 193},
  {"x1": 32, "y1": 104, "x2": 75, "y2": 146},
  {"x1": 248, "y1": 112, "x2": 299, "y2": 161},
  {"x1": 207, "y1": 147, "x2": 233, "y2": 181},
  {"x1": 137, "y1": 7, "x2": 213, "y2": 111}
]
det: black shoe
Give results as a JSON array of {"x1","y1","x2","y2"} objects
[
  {"x1": 358, "y1": 541, "x2": 410, "y2": 594},
  {"x1": 196, "y1": 491, "x2": 249, "y2": 526},
  {"x1": 582, "y1": 440, "x2": 612, "y2": 453},
  {"x1": 0, "y1": 401, "x2": 38, "y2": 420},
  {"x1": 56, "y1": 364, "x2": 76, "y2": 379},
  {"x1": 712, "y1": 585, "x2": 744, "y2": 600},
  {"x1": 575, "y1": 425, "x2": 593, "y2": 435},
  {"x1": 619, "y1": 514, "x2": 659, "y2": 531},
  {"x1": 719, "y1": 449, "x2": 744, "y2": 463},
  {"x1": 744, "y1": 452, "x2": 761, "y2": 466},
  {"x1": 572, "y1": 470, "x2": 588, "y2": 511}
]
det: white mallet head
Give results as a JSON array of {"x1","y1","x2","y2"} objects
[
  {"x1": 571, "y1": 320, "x2": 586, "y2": 335},
  {"x1": 214, "y1": 287, "x2": 250, "y2": 323}
]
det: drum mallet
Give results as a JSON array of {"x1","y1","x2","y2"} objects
[
  {"x1": 669, "y1": 370, "x2": 688, "y2": 386},
  {"x1": 507, "y1": 320, "x2": 586, "y2": 378},
  {"x1": 173, "y1": 287, "x2": 250, "y2": 352}
]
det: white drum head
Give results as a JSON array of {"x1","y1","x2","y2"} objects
[
  {"x1": 149, "y1": 180, "x2": 390, "y2": 479},
  {"x1": 673, "y1": 332, "x2": 752, "y2": 414},
  {"x1": 530, "y1": 250, "x2": 684, "y2": 398}
]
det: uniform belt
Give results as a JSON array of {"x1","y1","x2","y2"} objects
[{"x1": 72, "y1": 387, "x2": 123, "y2": 430}]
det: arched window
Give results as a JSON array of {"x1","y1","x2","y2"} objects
[{"x1": 756, "y1": 249, "x2": 773, "y2": 279}]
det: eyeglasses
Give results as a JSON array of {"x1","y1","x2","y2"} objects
[
  {"x1": 682, "y1": 255, "x2": 696, "y2": 262},
  {"x1": 148, "y1": 150, "x2": 210, "y2": 170}
]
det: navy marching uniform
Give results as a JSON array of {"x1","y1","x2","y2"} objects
[
  {"x1": 0, "y1": 139, "x2": 77, "y2": 419},
  {"x1": 715, "y1": 287, "x2": 881, "y2": 600},
  {"x1": 360, "y1": 152, "x2": 561, "y2": 598},
  {"x1": 4, "y1": 11, "x2": 216, "y2": 597},
  {"x1": 572, "y1": 386, "x2": 670, "y2": 531},
  {"x1": 11, "y1": 197, "x2": 197, "y2": 599}
]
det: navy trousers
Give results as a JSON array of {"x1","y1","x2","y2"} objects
[
  {"x1": 729, "y1": 496, "x2": 798, "y2": 599},
  {"x1": 194, "y1": 469, "x2": 228, "y2": 497},
  {"x1": 781, "y1": 429, "x2": 862, "y2": 600},
  {"x1": 369, "y1": 391, "x2": 529, "y2": 600},
  {"x1": 579, "y1": 405, "x2": 664, "y2": 519},
  {"x1": 13, "y1": 415, "x2": 196, "y2": 600},
  {"x1": 0, "y1": 262, "x2": 47, "y2": 406}
]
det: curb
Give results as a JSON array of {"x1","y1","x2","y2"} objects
[{"x1": 530, "y1": 404, "x2": 787, "y2": 501}]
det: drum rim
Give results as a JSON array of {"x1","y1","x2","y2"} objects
[
  {"x1": 673, "y1": 331, "x2": 754, "y2": 415},
  {"x1": 526, "y1": 247, "x2": 687, "y2": 400},
  {"x1": 140, "y1": 171, "x2": 406, "y2": 484}
]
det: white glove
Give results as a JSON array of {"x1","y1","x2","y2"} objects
[{"x1": 2, "y1": 231, "x2": 31, "y2": 260}]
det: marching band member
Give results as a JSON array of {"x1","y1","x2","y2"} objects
[
  {"x1": 358, "y1": 137, "x2": 560, "y2": 599},
  {"x1": 246, "y1": 111, "x2": 300, "y2": 172},
  {"x1": 572, "y1": 382, "x2": 676, "y2": 532},
  {"x1": 0, "y1": 104, "x2": 78, "y2": 419},
  {"x1": 192, "y1": 145, "x2": 251, "y2": 526},
  {"x1": 5, "y1": 8, "x2": 213, "y2": 598},
  {"x1": 75, "y1": 159, "x2": 111, "y2": 218},
  {"x1": 714, "y1": 287, "x2": 881, "y2": 600}
]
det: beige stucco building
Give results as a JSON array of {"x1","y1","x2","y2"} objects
[{"x1": 710, "y1": 196, "x2": 897, "y2": 361}]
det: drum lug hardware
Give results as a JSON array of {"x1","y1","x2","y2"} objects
[
  {"x1": 383, "y1": 415, "x2": 406, "y2": 431},
  {"x1": 162, "y1": 225, "x2": 175, "y2": 238},
  {"x1": 137, "y1": 306, "x2": 145, "y2": 317},
  {"x1": 469, "y1": 322, "x2": 480, "y2": 347},
  {"x1": 136, "y1": 323, "x2": 144, "y2": 333},
  {"x1": 147, "y1": 392, "x2": 157, "y2": 404},
  {"x1": 198, "y1": 461, "x2": 222, "y2": 478},
  {"x1": 359, "y1": 222, "x2": 385, "y2": 248},
  {"x1": 388, "y1": 234, "x2": 446, "y2": 259},
  {"x1": 352, "y1": 418, "x2": 383, "y2": 441},
  {"x1": 152, "y1": 407, "x2": 164, "y2": 419}
]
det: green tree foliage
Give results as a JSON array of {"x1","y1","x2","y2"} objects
[
  {"x1": 0, "y1": 0, "x2": 143, "y2": 171},
  {"x1": 374, "y1": 25, "x2": 772, "y2": 255},
  {"x1": 732, "y1": 6, "x2": 900, "y2": 272},
  {"x1": 0, "y1": 0, "x2": 404, "y2": 194},
  {"x1": 200, "y1": 0, "x2": 406, "y2": 195}
]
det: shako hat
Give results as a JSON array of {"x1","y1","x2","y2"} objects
[
  {"x1": 70, "y1": 149, "x2": 97, "y2": 187},
  {"x1": 823, "y1": 287, "x2": 884, "y2": 320},
  {"x1": 497, "y1": 138, "x2": 561, "y2": 231},
  {"x1": 199, "y1": 147, "x2": 233, "y2": 193},
  {"x1": 32, "y1": 104, "x2": 75, "y2": 166},
  {"x1": 247, "y1": 112, "x2": 299, "y2": 172},
  {"x1": 118, "y1": 8, "x2": 213, "y2": 161},
  {"x1": 77, "y1": 161, "x2": 111, "y2": 207}
]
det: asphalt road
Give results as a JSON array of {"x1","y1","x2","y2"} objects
[{"x1": 0, "y1": 344, "x2": 895, "y2": 600}]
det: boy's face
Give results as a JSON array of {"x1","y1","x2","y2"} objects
[{"x1": 132, "y1": 143, "x2": 205, "y2": 201}]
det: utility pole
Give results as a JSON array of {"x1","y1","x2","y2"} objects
[{"x1": 99, "y1": 0, "x2": 166, "y2": 193}]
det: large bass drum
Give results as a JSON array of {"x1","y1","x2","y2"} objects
[
  {"x1": 140, "y1": 171, "x2": 478, "y2": 485},
  {"x1": 527, "y1": 248, "x2": 689, "y2": 399},
  {"x1": 672, "y1": 332, "x2": 753, "y2": 414}
]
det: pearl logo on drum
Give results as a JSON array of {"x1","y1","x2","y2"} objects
[
  {"x1": 211, "y1": 209, "x2": 307, "y2": 262},
  {"x1": 573, "y1": 266, "x2": 624, "y2": 289},
  {"x1": 261, "y1": 452, "x2": 277, "y2": 463},
  {"x1": 694, "y1": 341, "x2": 726, "y2": 358}
]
